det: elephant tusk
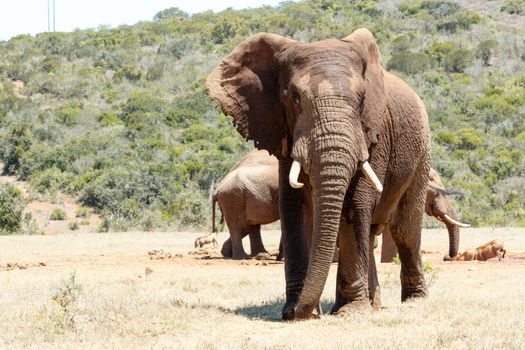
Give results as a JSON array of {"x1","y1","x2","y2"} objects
[
  {"x1": 443, "y1": 214, "x2": 471, "y2": 228},
  {"x1": 362, "y1": 161, "x2": 383, "y2": 193},
  {"x1": 289, "y1": 160, "x2": 304, "y2": 189}
]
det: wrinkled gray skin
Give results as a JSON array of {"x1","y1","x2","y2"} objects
[
  {"x1": 212, "y1": 150, "x2": 281, "y2": 259},
  {"x1": 207, "y1": 28, "x2": 431, "y2": 320},
  {"x1": 381, "y1": 168, "x2": 469, "y2": 263}
]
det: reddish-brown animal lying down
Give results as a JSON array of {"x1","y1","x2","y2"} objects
[{"x1": 445, "y1": 239, "x2": 506, "y2": 261}]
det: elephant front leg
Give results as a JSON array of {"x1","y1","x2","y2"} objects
[
  {"x1": 391, "y1": 176, "x2": 428, "y2": 301},
  {"x1": 331, "y1": 218, "x2": 372, "y2": 315},
  {"x1": 279, "y1": 160, "x2": 310, "y2": 320}
]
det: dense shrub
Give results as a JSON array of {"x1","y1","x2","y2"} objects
[
  {"x1": 387, "y1": 52, "x2": 432, "y2": 74},
  {"x1": 0, "y1": 183, "x2": 25, "y2": 234},
  {"x1": 501, "y1": 0, "x2": 525, "y2": 14},
  {"x1": 50, "y1": 208, "x2": 67, "y2": 221}
]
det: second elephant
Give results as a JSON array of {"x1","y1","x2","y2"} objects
[{"x1": 212, "y1": 149, "x2": 282, "y2": 259}]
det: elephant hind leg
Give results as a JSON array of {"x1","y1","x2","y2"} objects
[
  {"x1": 248, "y1": 225, "x2": 267, "y2": 256},
  {"x1": 391, "y1": 169, "x2": 428, "y2": 302},
  {"x1": 228, "y1": 229, "x2": 249, "y2": 260},
  {"x1": 221, "y1": 238, "x2": 233, "y2": 257}
]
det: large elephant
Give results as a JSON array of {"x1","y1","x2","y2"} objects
[
  {"x1": 381, "y1": 168, "x2": 471, "y2": 263},
  {"x1": 207, "y1": 28, "x2": 431, "y2": 320},
  {"x1": 212, "y1": 149, "x2": 280, "y2": 259}
]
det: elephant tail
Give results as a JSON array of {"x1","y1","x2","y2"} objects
[
  {"x1": 212, "y1": 192, "x2": 218, "y2": 233},
  {"x1": 212, "y1": 191, "x2": 224, "y2": 233}
]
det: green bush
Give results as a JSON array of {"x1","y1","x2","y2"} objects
[
  {"x1": 50, "y1": 208, "x2": 67, "y2": 221},
  {"x1": 387, "y1": 52, "x2": 432, "y2": 74},
  {"x1": 476, "y1": 40, "x2": 498, "y2": 66},
  {"x1": 0, "y1": 183, "x2": 25, "y2": 234},
  {"x1": 69, "y1": 221, "x2": 79, "y2": 230},
  {"x1": 1, "y1": 123, "x2": 33, "y2": 175},
  {"x1": 501, "y1": 0, "x2": 525, "y2": 14},
  {"x1": 98, "y1": 111, "x2": 124, "y2": 127},
  {"x1": 75, "y1": 206, "x2": 92, "y2": 218},
  {"x1": 427, "y1": 42, "x2": 474, "y2": 72}
]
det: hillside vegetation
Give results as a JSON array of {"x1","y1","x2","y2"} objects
[{"x1": 0, "y1": 0, "x2": 524, "y2": 231}]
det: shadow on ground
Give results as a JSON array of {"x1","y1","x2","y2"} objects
[
  {"x1": 171, "y1": 296, "x2": 334, "y2": 322},
  {"x1": 234, "y1": 298, "x2": 334, "y2": 321}
]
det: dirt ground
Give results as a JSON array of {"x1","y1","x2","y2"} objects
[{"x1": 1, "y1": 227, "x2": 524, "y2": 349}]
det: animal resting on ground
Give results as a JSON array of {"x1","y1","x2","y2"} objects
[
  {"x1": 445, "y1": 239, "x2": 506, "y2": 261},
  {"x1": 207, "y1": 28, "x2": 432, "y2": 320}
]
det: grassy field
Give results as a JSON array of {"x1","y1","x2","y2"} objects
[{"x1": 1, "y1": 227, "x2": 524, "y2": 349}]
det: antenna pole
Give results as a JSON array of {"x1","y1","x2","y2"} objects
[
  {"x1": 53, "y1": 0, "x2": 56, "y2": 32},
  {"x1": 47, "y1": 0, "x2": 50, "y2": 32}
]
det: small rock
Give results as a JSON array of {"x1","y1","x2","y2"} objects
[{"x1": 468, "y1": 267, "x2": 477, "y2": 271}]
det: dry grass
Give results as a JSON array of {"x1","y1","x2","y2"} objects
[{"x1": 1, "y1": 227, "x2": 525, "y2": 349}]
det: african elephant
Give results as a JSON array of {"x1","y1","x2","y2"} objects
[
  {"x1": 381, "y1": 168, "x2": 471, "y2": 263},
  {"x1": 445, "y1": 239, "x2": 506, "y2": 261},
  {"x1": 212, "y1": 149, "x2": 281, "y2": 259},
  {"x1": 207, "y1": 28, "x2": 431, "y2": 320}
]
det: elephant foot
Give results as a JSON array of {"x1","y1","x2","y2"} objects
[
  {"x1": 221, "y1": 240, "x2": 233, "y2": 258},
  {"x1": 282, "y1": 306, "x2": 319, "y2": 321},
  {"x1": 232, "y1": 252, "x2": 250, "y2": 260},
  {"x1": 282, "y1": 299, "x2": 320, "y2": 321},
  {"x1": 401, "y1": 285, "x2": 428, "y2": 302},
  {"x1": 370, "y1": 287, "x2": 381, "y2": 311},
  {"x1": 330, "y1": 300, "x2": 371, "y2": 316}
]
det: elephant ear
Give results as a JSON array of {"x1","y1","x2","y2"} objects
[
  {"x1": 206, "y1": 33, "x2": 296, "y2": 157},
  {"x1": 342, "y1": 28, "x2": 386, "y2": 148}
]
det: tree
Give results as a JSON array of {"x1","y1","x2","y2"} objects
[
  {"x1": 0, "y1": 183, "x2": 25, "y2": 234},
  {"x1": 153, "y1": 7, "x2": 189, "y2": 21}
]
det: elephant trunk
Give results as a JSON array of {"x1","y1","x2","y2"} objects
[
  {"x1": 445, "y1": 212, "x2": 460, "y2": 258},
  {"x1": 289, "y1": 96, "x2": 367, "y2": 319},
  {"x1": 293, "y1": 153, "x2": 354, "y2": 318}
]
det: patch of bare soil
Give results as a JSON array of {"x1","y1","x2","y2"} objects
[{"x1": 0, "y1": 165, "x2": 100, "y2": 234}]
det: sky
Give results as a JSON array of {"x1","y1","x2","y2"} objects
[{"x1": 0, "y1": 0, "x2": 287, "y2": 41}]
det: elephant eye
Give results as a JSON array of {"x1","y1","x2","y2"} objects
[{"x1": 292, "y1": 93, "x2": 300, "y2": 106}]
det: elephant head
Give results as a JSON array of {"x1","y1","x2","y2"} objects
[
  {"x1": 425, "y1": 168, "x2": 470, "y2": 260},
  {"x1": 207, "y1": 29, "x2": 385, "y2": 318}
]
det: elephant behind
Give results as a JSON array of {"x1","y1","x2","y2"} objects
[
  {"x1": 381, "y1": 168, "x2": 470, "y2": 262},
  {"x1": 212, "y1": 149, "x2": 280, "y2": 259}
]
